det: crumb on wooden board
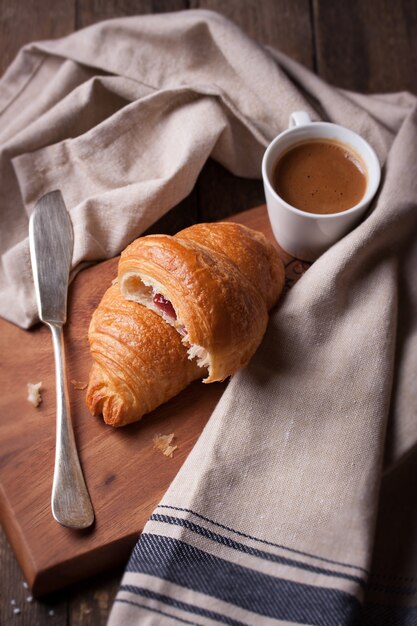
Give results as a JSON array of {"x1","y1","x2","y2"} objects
[
  {"x1": 27, "y1": 382, "x2": 42, "y2": 407},
  {"x1": 70, "y1": 379, "x2": 88, "y2": 390},
  {"x1": 153, "y1": 433, "x2": 178, "y2": 458}
]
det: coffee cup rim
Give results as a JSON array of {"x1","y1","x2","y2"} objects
[{"x1": 262, "y1": 121, "x2": 381, "y2": 220}]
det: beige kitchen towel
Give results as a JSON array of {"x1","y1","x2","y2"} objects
[
  {"x1": 1, "y1": 9, "x2": 417, "y2": 625},
  {"x1": 108, "y1": 100, "x2": 417, "y2": 624},
  {"x1": 109, "y1": 115, "x2": 417, "y2": 625}
]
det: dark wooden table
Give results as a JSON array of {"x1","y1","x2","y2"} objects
[{"x1": 1, "y1": 1, "x2": 416, "y2": 624}]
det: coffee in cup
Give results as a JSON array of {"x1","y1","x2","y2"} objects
[
  {"x1": 262, "y1": 112, "x2": 381, "y2": 261},
  {"x1": 272, "y1": 139, "x2": 367, "y2": 215}
]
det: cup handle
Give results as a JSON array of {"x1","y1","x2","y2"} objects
[{"x1": 289, "y1": 111, "x2": 312, "y2": 128}]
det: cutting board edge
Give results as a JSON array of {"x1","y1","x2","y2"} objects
[
  {"x1": 0, "y1": 482, "x2": 39, "y2": 589},
  {"x1": 31, "y1": 531, "x2": 140, "y2": 597}
]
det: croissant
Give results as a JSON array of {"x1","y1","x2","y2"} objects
[
  {"x1": 118, "y1": 222, "x2": 285, "y2": 383},
  {"x1": 86, "y1": 281, "x2": 203, "y2": 427}
]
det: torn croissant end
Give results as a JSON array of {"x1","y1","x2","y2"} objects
[
  {"x1": 86, "y1": 282, "x2": 204, "y2": 427},
  {"x1": 118, "y1": 222, "x2": 285, "y2": 383}
]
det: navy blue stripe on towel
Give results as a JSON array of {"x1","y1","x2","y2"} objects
[
  {"x1": 120, "y1": 586, "x2": 251, "y2": 626},
  {"x1": 127, "y1": 533, "x2": 360, "y2": 626},
  {"x1": 156, "y1": 504, "x2": 368, "y2": 574},
  {"x1": 361, "y1": 604, "x2": 417, "y2": 626},
  {"x1": 150, "y1": 513, "x2": 364, "y2": 586},
  {"x1": 116, "y1": 597, "x2": 201, "y2": 625}
]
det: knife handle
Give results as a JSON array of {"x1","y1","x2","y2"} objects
[{"x1": 48, "y1": 322, "x2": 94, "y2": 529}]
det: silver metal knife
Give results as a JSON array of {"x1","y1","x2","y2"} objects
[{"x1": 29, "y1": 190, "x2": 94, "y2": 529}]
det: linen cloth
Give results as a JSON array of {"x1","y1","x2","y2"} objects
[{"x1": 1, "y1": 9, "x2": 417, "y2": 626}]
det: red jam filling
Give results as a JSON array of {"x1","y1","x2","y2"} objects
[{"x1": 153, "y1": 293, "x2": 177, "y2": 320}]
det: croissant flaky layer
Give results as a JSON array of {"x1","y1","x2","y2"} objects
[
  {"x1": 118, "y1": 222, "x2": 285, "y2": 382},
  {"x1": 86, "y1": 282, "x2": 203, "y2": 427}
]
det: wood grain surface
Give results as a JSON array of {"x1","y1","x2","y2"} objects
[{"x1": 1, "y1": 1, "x2": 416, "y2": 624}]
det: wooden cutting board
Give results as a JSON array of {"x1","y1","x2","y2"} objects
[{"x1": 0, "y1": 205, "x2": 308, "y2": 596}]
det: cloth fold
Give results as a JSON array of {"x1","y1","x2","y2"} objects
[{"x1": 1, "y1": 9, "x2": 417, "y2": 626}]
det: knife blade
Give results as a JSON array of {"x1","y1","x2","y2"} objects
[
  {"x1": 29, "y1": 190, "x2": 94, "y2": 529},
  {"x1": 29, "y1": 190, "x2": 72, "y2": 324}
]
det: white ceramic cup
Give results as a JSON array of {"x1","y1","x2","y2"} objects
[{"x1": 262, "y1": 111, "x2": 381, "y2": 261}]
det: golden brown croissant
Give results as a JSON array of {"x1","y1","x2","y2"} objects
[
  {"x1": 86, "y1": 282, "x2": 203, "y2": 427},
  {"x1": 118, "y1": 222, "x2": 285, "y2": 383}
]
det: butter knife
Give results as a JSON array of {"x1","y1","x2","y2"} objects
[{"x1": 29, "y1": 190, "x2": 94, "y2": 529}]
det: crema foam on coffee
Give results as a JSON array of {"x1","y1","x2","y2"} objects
[{"x1": 272, "y1": 139, "x2": 367, "y2": 215}]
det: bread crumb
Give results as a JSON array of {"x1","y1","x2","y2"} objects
[
  {"x1": 27, "y1": 382, "x2": 42, "y2": 407},
  {"x1": 71, "y1": 380, "x2": 88, "y2": 390},
  {"x1": 153, "y1": 433, "x2": 178, "y2": 458}
]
